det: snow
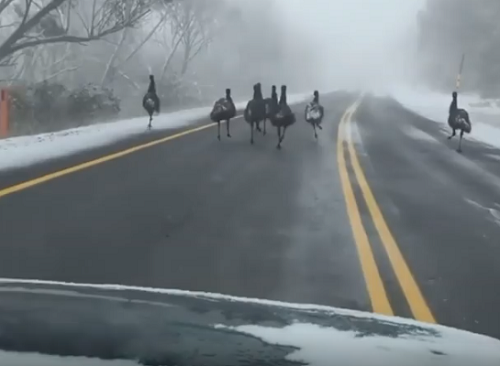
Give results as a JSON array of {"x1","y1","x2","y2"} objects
[
  {"x1": 216, "y1": 322, "x2": 500, "y2": 366},
  {"x1": 0, "y1": 277, "x2": 499, "y2": 366},
  {"x1": 390, "y1": 86, "x2": 500, "y2": 149},
  {"x1": 0, "y1": 93, "x2": 312, "y2": 171},
  {"x1": 405, "y1": 125, "x2": 439, "y2": 143},
  {"x1": 0, "y1": 278, "x2": 487, "y2": 333}
]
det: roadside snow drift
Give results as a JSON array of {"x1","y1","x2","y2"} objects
[
  {"x1": 392, "y1": 87, "x2": 500, "y2": 149},
  {"x1": 0, "y1": 93, "x2": 311, "y2": 171}
]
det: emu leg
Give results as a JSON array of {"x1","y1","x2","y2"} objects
[
  {"x1": 226, "y1": 119, "x2": 231, "y2": 137},
  {"x1": 280, "y1": 126, "x2": 287, "y2": 143},
  {"x1": 263, "y1": 119, "x2": 267, "y2": 135},
  {"x1": 251, "y1": 122, "x2": 254, "y2": 144},
  {"x1": 277, "y1": 126, "x2": 282, "y2": 149},
  {"x1": 313, "y1": 123, "x2": 318, "y2": 139},
  {"x1": 217, "y1": 121, "x2": 221, "y2": 140},
  {"x1": 448, "y1": 129, "x2": 456, "y2": 139},
  {"x1": 148, "y1": 115, "x2": 153, "y2": 129},
  {"x1": 457, "y1": 129, "x2": 464, "y2": 153},
  {"x1": 278, "y1": 126, "x2": 287, "y2": 149}
]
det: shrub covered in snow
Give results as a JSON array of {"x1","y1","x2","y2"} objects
[
  {"x1": 66, "y1": 84, "x2": 121, "y2": 123},
  {"x1": 8, "y1": 82, "x2": 121, "y2": 135}
]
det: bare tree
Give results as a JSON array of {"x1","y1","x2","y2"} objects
[
  {"x1": 0, "y1": 0, "x2": 161, "y2": 65},
  {"x1": 100, "y1": 8, "x2": 168, "y2": 86},
  {"x1": 155, "y1": 0, "x2": 220, "y2": 80}
]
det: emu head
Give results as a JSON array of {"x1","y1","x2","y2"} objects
[
  {"x1": 226, "y1": 88, "x2": 231, "y2": 98},
  {"x1": 281, "y1": 85, "x2": 287, "y2": 97},
  {"x1": 279, "y1": 85, "x2": 287, "y2": 104},
  {"x1": 253, "y1": 83, "x2": 263, "y2": 99}
]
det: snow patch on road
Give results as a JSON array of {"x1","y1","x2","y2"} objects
[
  {"x1": 404, "y1": 126, "x2": 439, "y2": 143},
  {"x1": 0, "y1": 93, "x2": 311, "y2": 171},
  {"x1": 464, "y1": 198, "x2": 500, "y2": 227}
]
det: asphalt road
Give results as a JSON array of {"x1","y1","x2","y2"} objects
[{"x1": 0, "y1": 91, "x2": 499, "y2": 341}]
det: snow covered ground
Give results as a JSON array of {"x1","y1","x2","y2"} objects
[
  {"x1": 0, "y1": 93, "x2": 312, "y2": 171},
  {"x1": 389, "y1": 86, "x2": 500, "y2": 149}
]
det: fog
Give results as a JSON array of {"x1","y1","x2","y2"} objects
[
  {"x1": 274, "y1": 0, "x2": 427, "y2": 92},
  {"x1": 0, "y1": 0, "x2": 429, "y2": 135},
  {"x1": 148, "y1": 0, "x2": 429, "y2": 99}
]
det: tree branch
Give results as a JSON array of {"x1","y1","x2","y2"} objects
[
  {"x1": 0, "y1": 0, "x2": 16, "y2": 16},
  {"x1": 0, "y1": 0, "x2": 67, "y2": 59}
]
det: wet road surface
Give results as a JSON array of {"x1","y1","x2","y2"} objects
[{"x1": 1, "y1": 91, "x2": 499, "y2": 340}]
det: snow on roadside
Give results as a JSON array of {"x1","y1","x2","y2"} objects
[
  {"x1": 0, "y1": 93, "x2": 311, "y2": 171},
  {"x1": 389, "y1": 86, "x2": 500, "y2": 149}
]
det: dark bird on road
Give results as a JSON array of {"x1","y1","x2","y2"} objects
[
  {"x1": 447, "y1": 91, "x2": 472, "y2": 153},
  {"x1": 143, "y1": 75, "x2": 160, "y2": 129},
  {"x1": 305, "y1": 90, "x2": 325, "y2": 139},
  {"x1": 210, "y1": 88, "x2": 236, "y2": 140},
  {"x1": 270, "y1": 85, "x2": 296, "y2": 149},
  {"x1": 263, "y1": 85, "x2": 279, "y2": 136},
  {"x1": 244, "y1": 83, "x2": 267, "y2": 144}
]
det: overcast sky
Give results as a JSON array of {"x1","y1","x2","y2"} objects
[{"x1": 275, "y1": 0, "x2": 427, "y2": 91}]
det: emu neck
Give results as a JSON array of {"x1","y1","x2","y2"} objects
[
  {"x1": 148, "y1": 80, "x2": 156, "y2": 94},
  {"x1": 279, "y1": 94, "x2": 287, "y2": 105},
  {"x1": 449, "y1": 97, "x2": 457, "y2": 114}
]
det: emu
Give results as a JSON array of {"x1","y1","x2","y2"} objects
[
  {"x1": 210, "y1": 88, "x2": 236, "y2": 140},
  {"x1": 244, "y1": 83, "x2": 267, "y2": 144},
  {"x1": 304, "y1": 90, "x2": 324, "y2": 139},
  {"x1": 263, "y1": 85, "x2": 279, "y2": 136},
  {"x1": 142, "y1": 75, "x2": 160, "y2": 129},
  {"x1": 447, "y1": 91, "x2": 472, "y2": 153},
  {"x1": 270, "y1": 85, "x2": 296, "y2": 149}
]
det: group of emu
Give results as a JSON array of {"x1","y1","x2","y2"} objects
[
  {"x1": 142, "y1": 75, "x2": 470, "y2": 152},
  {"x1": 210, "y1": 83, "x2": 325, "y2": 149},
  {"x1": 142, "y1": 75, "x2": 324, "y2": 149}
]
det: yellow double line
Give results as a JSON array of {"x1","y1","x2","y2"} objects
[{"x1": 337, "y1": 99, "x2": 436, "y2": 323}]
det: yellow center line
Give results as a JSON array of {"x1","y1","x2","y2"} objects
[
  {"x1": 344, "y1": 101, "x2": 436, "y2": 323},
  {"x1": 0, "y1": 118, "x2": 240, "y2": 199},
  {"x1": 337, "y1": 101, "x2": 394, "y2": 316}
]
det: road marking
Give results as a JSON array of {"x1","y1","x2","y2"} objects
[
  {"x1": 337, "y1": 101, "x2": 394, "y2": 316},
  {"x1": 0, "y1": 117, "x2": 242, "y2": 199},
  {"x1": 343, "y1": 101, "x2": 436, "y2": 323}
]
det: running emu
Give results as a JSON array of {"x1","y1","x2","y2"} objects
[
  {"x1": 270, "y1": 85, "x2": 296, "y2": 149},
  {"x1": 304, "y1": 90, "x2": 324, "y2": 139},
  {"x1": 244, "y1": 83, "x2": 267, "y2": 144},
  {"x1": 210, "y1": 88, "x2": 236, "y2": 140},
  {"x1": 263, "y1": 85, "x2": 279, "y2": 136},
  {"x1": 447, "y1": 91, "x2": 472, "y2": 153},
  {"x1": 143, "y1": 75, "x2": 160, "y2": 129}
]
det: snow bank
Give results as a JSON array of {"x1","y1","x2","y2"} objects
[
  {"x1": 0, "y1": 93, "x2": 311, "y2": 171},
  {"x1": 389, "y1": 86, "x2": 500, "y2": 149},
  {"x1": 216, "y1": 321, "x2": 500, "y2": 366},
  {"x1": 0, "y1": 277, "x2": 499, "y2": 366}
]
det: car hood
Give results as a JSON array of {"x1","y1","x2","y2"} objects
[{"x1": 0, "y1": 279, "x2": 498, "y2": 366}]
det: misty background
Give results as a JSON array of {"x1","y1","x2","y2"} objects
[{"x1": 0, "y1": 0, "x2": 496, "y2": 136}]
